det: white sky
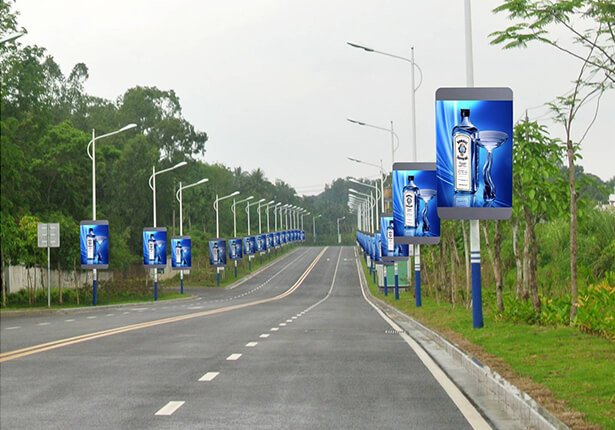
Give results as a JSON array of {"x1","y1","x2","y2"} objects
[{"x1": 16, "y1": 0, "x2": 614, "y2": 195}]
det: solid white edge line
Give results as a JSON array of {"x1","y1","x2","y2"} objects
[
  {"x1": 226, "y1": 353, "x2": 242, "y2": 361},
  {"x1": 154, "y1": 401, "x2": 185, "y2": 416},
  {"x1": 198, "y1": 372, "x2": 220, "y2": 382},
  {"x1": 354, "y1": 249, "x2": 492, "y2": 430}
]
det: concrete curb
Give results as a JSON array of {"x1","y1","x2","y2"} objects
[
  {"x1": 0, "y1": 295, "x2": 197, "y2": 319},
  {"x1": 364, "y1": 283, "x2": 569, "y2": 429}
]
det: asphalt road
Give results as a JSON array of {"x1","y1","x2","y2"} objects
[{"x1": 1, "y1": 246, "x2": 493, "y2": 429}]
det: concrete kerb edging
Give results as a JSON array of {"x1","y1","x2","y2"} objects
[
  {"x1": 364, "y1": 287, "x2": 569, "y2": 430},
  {"x1": 0, "y1": 295, "x2": 198, "y2": 319},
  {"x1": 224, "y1": 247, "x2": 302, "y2": 290}
]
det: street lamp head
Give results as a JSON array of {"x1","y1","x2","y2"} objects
[
  {"x1": 119, "y1": 123, "x2": 138, "y2": 132},
  {"x1": 346, "y1": 42, "x2": 374, "y2": 52},
  {"x1": 257, "y1": 198, "x2": 266, "y2": 203},
  {"x1": 348, "y1": 188, "x2": 358, "y2": 193},
  {"x1": 347, "y1": 118, "x2": 366, "y2": 126},
  {"x1": 230, "y1": 191, "x2": 240, "y2": 197},
  {"x1": 246, "y1": 195, "x2": 254, "y2": 201},
  {"x1": 173, "y1": 161, "x2": 188, "y2": 169},
  {"x1": 266, "y1": 200, "x2": 275, "y2": 205},
  {"x1": 197, "y1": 178, "x2": 209, "y2": 185}
]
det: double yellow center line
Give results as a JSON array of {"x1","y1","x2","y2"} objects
[{"x1": 0, "y1": 247, "x2": 327, "y2": 363}]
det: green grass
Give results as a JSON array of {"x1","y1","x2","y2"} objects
[{"x1": 360, "y1": 256, "x2": 615, "y2": 430}]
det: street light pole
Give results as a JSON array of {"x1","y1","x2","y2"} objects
[
  {"x1": 175, "y1": 178, "x2": 208, "y2": 294},
  {"x1": 149, "y1": 161, "x2": 187, "y2": 300},
  {"x1": 347, "y1": 118, "x2": 400, "y2": 166},
  {"x1": 87, "y1": 124, "x2": 137, "y2": 305},
  {"x1": 213, "y1": 190, "x2": 240, "y2": 286},
  {"x1": 312, "y1": 214, "x2": 321, "y2": 243},
  {"x1": 347, "y1": 157, "x2": 386, "y2": 213},
  {"x1": 337, "y1": 217, "x2": 345, "y2": 244}
]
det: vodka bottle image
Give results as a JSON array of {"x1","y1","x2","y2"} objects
[
  {"x1": 175, "y1": 242, "x2": 183, "y2": 266},
  {"x1": 452, "y1": 109, "x2": 479, "y2": 193},
  {"x1": 212, "y1": 243, "x2": 219, "y2": 265},
  {"x1": 231, "y1": 241, "x2": 237, "y2": 259},
  {"x1": 403, "y1": 176, "x2": 419, "y2": 229},
  {"x1": 148, "y1": 234, "x2": 156, "y2": 264},
  {"x1": 86, "y1": 228, "x2": 96, "y2": 261},
  {"x1": 386, "y1": 220, "x2": 395, "y2": 253},
  {"x1": 257, "y1": 237, "x2": 263, "y2": 251}
]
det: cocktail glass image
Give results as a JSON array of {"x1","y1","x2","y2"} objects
[
  {"x1": 476, "y1": 131, "x2": 508, "y2": 201},
  {"x1": 95, "y1": 236, "x2": 106, "y2": 263},
  {"x1": 418, "y1": 189, "x2": 436, "y2": 234}
]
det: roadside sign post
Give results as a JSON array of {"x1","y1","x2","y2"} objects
[{"x1": 38, "y1": 223, "x2": 60, "y2": 308}]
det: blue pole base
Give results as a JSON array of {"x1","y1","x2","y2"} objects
[
  {"x1": 472, "y1": 262, "x2": 484, "y2": 328},
  {"x1": 394, "y1": 274, "x2": 399, "y2": 300},
  {"x1": 384, "y1": 275, "x2": 388, "y2": 296},
  {"x1": 180, "y1": 278, "x2": 184, "y2": 295},
  {"x1": 216, "y1": 272, "x2": 220, "y2": 287},
  {"x1": 415, "y1": 270, "x2": 422, "y2": 307},
  {"x1": 92, "y1": 279, "x2": 97, "y2": 306},
  {"x1": 154, "y1": 281, "x2": 158, "y2": 301}
]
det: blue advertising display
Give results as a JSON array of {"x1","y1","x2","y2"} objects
[
  {"x1": 209, "y1": 239, "x2": 227, "y2": 267},
  {"x1": 374, "y1": 233, "x2": 383, "y2": 264},
  {"x1": 273, "y1": 232, "x2": 280, "y2": 247},
  {"x1": 244, "y1": 236, "x2": 256, "y2": 256},
  {"x1": 80, "y1": 220, "x2": 110, "y2": 269},
  {"x1": 392, "y1": 162, "x2": 441, "y2": 245},
  {"x1": 379, "y1": 214, "x2": 410, "y2": 261},
  {"x1": 285, "y1": 231, "x2": 290, "y2": 243},
  {"x1": 228, "y1": 238, "x2": 243, "y2": 260},
  {"x1": 280, "y1": 231, "x2": 287, "y2": 245},
  {"x1": 256, "y1": 234, "x2": 266, "y2": 253},
  {"x1": 171, "y1": 236, "x2": 191, "y2": 270},
  {"x1": 266, "y1": 233, "x2": 274, "y2": 250},
  {"x1": 300, "y1": 230, "x2": 306, "y2": 242},
  {"x1": 143, "y1": 228, "x2": 167, "y2": 268},
  {"x1": 436, "y1": 88, "x2": 513, "y2": 220}
]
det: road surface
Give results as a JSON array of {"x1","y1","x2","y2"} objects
[{"x1": 1, "y1": 246, "x2": 502, "y2": 429}]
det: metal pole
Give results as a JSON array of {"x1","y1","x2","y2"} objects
[
  {"x1": 266, "y1": 204, "x2": 270, "y2": 232},
  {"x1": 390, "y1": 121, "x2": 395, "y2": 164},
  {"x1": 394, "y1": 262, "x2": 399, "y2": 300},
  {"x1": 152, "y1": 165, "x2": 158, "y2": 301},
  {"x1": 410, "y1": 47, "x2": 417, "y2": 162},
  {"x1": 415, "y1": 247, "x2": 422, "y2": 307},
  {"x1": 465, "y1": 0, "x2": 483, "y2": 328},
  {"x1": 91, "y1": 129, "x2": 98, "y2": 306},
  {"x1": 258, "y1": 201, "x2": 262, "y2": 234},
  {"x1": 179, "y1": 183, "x2": 184, "y2": 294},
  {"x1": 312, "y1": 216, "x2": 316, "y2": 243}
]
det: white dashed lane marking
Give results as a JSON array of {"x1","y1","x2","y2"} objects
[
  {"x1": 226, "y1": 353, "x2": 242, "y2": 361},
  {"x1": 279, "y1": 323, "x2": 286, "y2": 326},
  {"x1": 259, "y1": 334, "x2": 270, "y2": 338},
  {"x1": 86, "y1": 316, "x2": 96, "y2": 319},
  {"x1": 246, "y1": 342, "x2": 258, "y2": 347},
  {"x1": 65, "y1": 319, "x2": 75, "y2": 322},
  {"x1": 37, "y1": 322, "x2": 50, "y2": 326},
  {"x1": 155, "y1": 401, "x2": 185, "y2": 416},
  {"x1": 198, "y1": 372, "x2": 220, "y2": 382},
  {"x1": 5, "y1": 326, "x2": 20, "y2": 330},
  {"x1": 270, "y1": 327, "x2": 279, "y2": 332},
  {"x1": 106, "y1": 314, "x2": 114, "y2": 317}
]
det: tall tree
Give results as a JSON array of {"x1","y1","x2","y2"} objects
[{"x1": 491, "y1": 0, "x2": 615, "y2": 320}]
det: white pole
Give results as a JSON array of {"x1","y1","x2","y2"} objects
[
  {"x1": 266, "y1": 204, "x2": 270, "y2": 232},
  {"x1": 246, "y1": 201, "x2": 251, "y2": 235},
  {"x1": 258, "y1": 201, "x2": 262, "y2": 234},
  {"x1": 232, "y1": 199, "x2": 237, "y2": 237},
  {"x1": 91, "y1": 129, "x2": 97, "y2": 299},
  {"x1": 47, "y1": 224, "x2": 51, "y2": 308},
  {"x1": 215, "y1": 194, "x2": 219, "y2": 237},
  {"x1": 410, "y1": 46, "x2": 417, "y2": 162}
]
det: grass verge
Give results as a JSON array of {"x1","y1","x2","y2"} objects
[{"x1": 359, "y1": 255, "x2": 615, "y2": 430}]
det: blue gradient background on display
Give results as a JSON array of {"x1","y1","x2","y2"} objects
[
  {"x1": 379, "y1": 216, "x2": 409, "y2": 257},
  {"x1": 392, "y1": 170, "x2": 440, "y2": 237},
  {"x1": 171, "y1": 237, "x2": 191, "y2": 269},
  {"x1": 228, "y1": 238, "x2": 243, "y2": 260},
  {"x1": 257, "y1": 234, "x2": 267, "y2": 252},
  {"x1": 274, "y1": 232, "x2": 280, "y2": 247},
  {"x1": 209, "y1": 239, "x2": 227, "y2": 266},
  {"x1": 436, "y1": 99, "x2": 513, "y2": 208},
  {"x1": 142, "y1": 229, "x2": 167, "y2": 267},
  {"x1": 244, "y1": 236, "x2": 257, "y2": 255},
  {"x1": 80, "y1": 223, "x2": 109, "y2": 267}
]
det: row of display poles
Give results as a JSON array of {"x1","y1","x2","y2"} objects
[{"x1": 347, "y1": 0, "x2": 484, "y2": 327}]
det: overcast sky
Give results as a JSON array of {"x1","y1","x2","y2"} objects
[{"x1": 16, "y1": 0, "x2": 614, "y2": 195}]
